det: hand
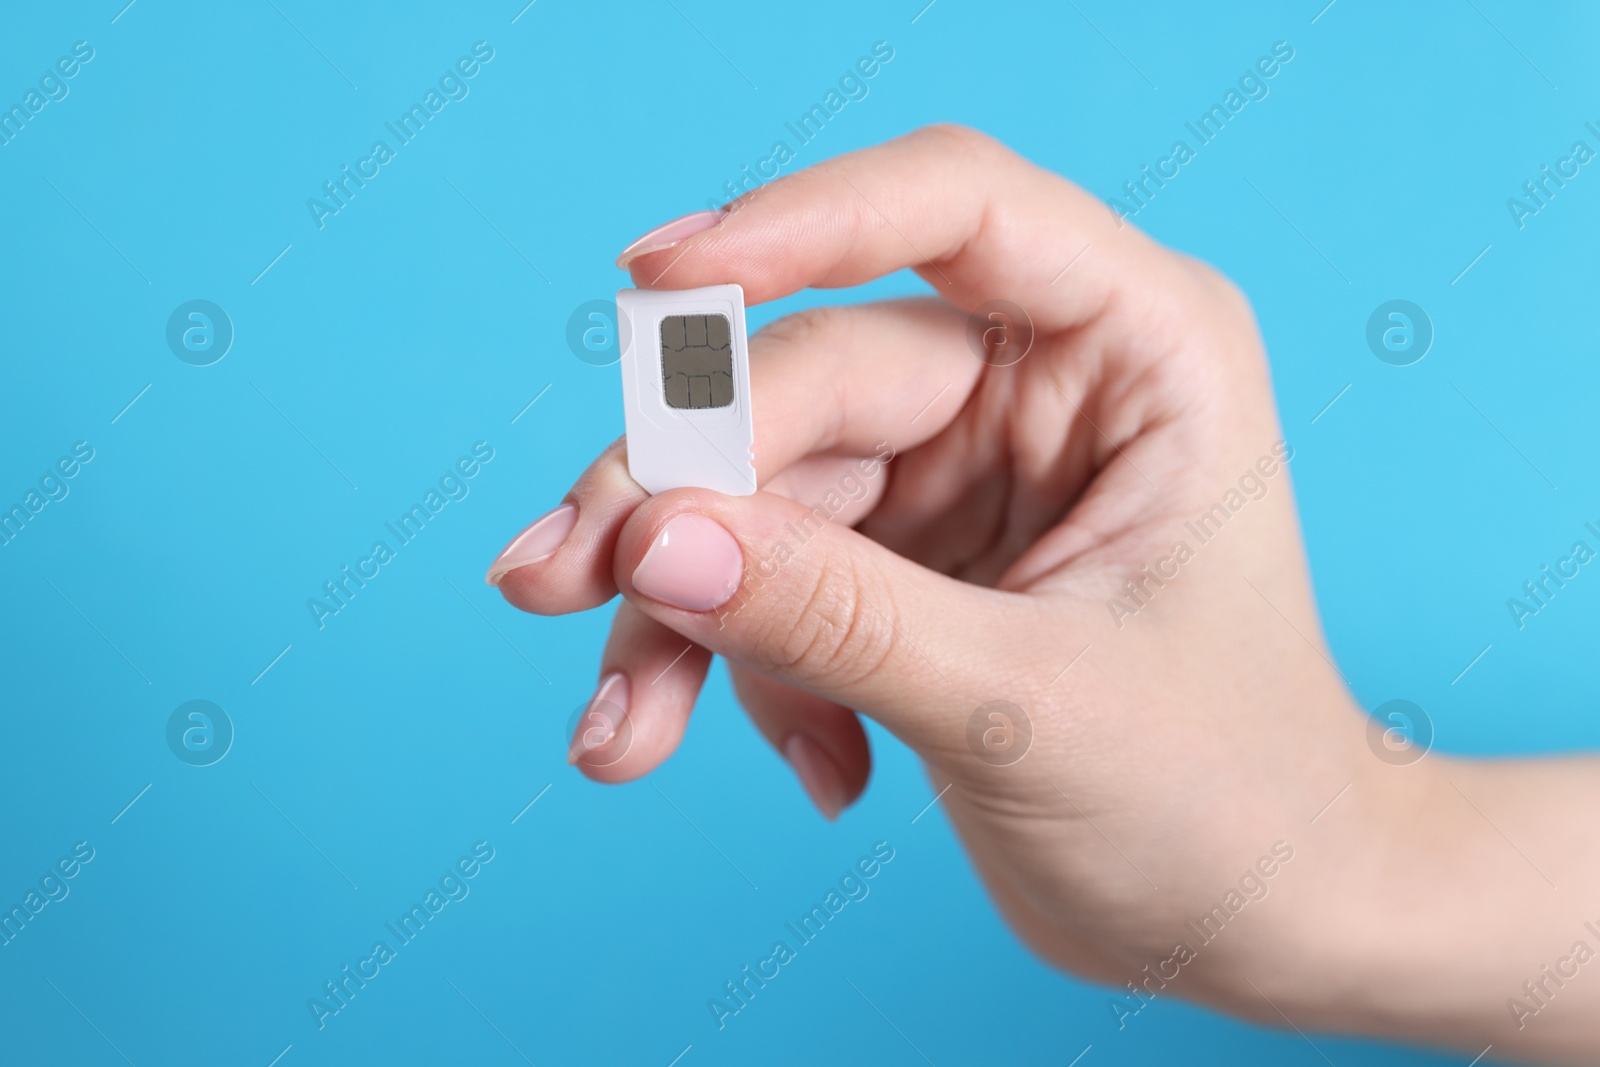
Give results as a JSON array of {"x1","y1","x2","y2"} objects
[{"x1": 486, "y1": 126, "x2": 1600, "y2": 1062}]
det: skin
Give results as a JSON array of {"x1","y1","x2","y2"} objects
[{"x1": 491, "y1": 126, "x2": 1600, "y2": 1062}]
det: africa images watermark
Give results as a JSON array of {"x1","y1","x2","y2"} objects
[
  {"x1": 704, "y1": 41, "x2": 896, "y2": 214},
  {"x1": 307, "y1": 840, "x2": 496, "y2": 1029},
  {"x1": 1108, "y1": 441, "x2": 1294, "y2": 628},
  {"x1": 1505, "y1": 519, "x2": 1600, "y2": 630},
  {"x1": 0, "y1": 40, "x2": 95, "y2": 149},
  {"x1": 1507, "y1": 921, "x2": 1600, "y2": 1031},
  {"x1": 0, "y1": 841, "x2": 96, "y2": 949},
  {"x1": 707, "y1": 841, "x2": 897, "y2": 1030},
  {"x1": 1105, "y1": 40, "x2": 1296, "y2": 221},
  {"x1": 306, "y1": 42, "x2": 496, "y2": 230},
  {"x1": 1110, "y1": 840, "x2": 1296, "y2": 1029},
  {"x1": 713, "y1": 441, "x2": 897, "y2": 630},
  {"x1": 1506, "y1": 119, "x2": 1600, "y2": 231},
  {"x1": 306, "y1": 441, "x2": 496, "y2": 629},
  {"x1": 1, "y1": 441, "x2": 95, "y2": 549}
]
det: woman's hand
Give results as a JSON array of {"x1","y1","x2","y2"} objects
[{"x1": 486, "y1": 125, "x2": 1600, "y2": 1062}]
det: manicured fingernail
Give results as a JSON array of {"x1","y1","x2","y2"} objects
[
  {"x1": 783, "y1": 733, "x2": 850, "y2": 821},
  {"x1": 630, "y1": 513, "x2": 744, "y2": 611},
  {"x1": 569, "y1": 672, "x2": 630, "y2": 765},
  {"x1": 616, "y1": 209, "x2": 726, "y2": 267},
  {"x1": 486, "y1": 503, "x2": 578, "y2": 585}
]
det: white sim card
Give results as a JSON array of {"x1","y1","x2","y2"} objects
[{"x1": 615, "y1": 284, "x2": 756, "y2": 496}]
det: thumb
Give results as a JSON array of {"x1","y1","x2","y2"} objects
[{"x1": 613, "y1": 486, "x2": 1044, "y2": 759}]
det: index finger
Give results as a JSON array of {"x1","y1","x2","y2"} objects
[{"x1": 618, "y1": 124, "x2": 1151, "y2": 333}]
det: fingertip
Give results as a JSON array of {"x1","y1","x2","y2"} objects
[
  {"x1": 487, "y1": 440, "x2": 647, "y2": 616},
  {"x1": 629, "y1": 512, "x2": 745, "y2": 614},
  {"x1": 783, "y1": 732, "x2": 855, "y2": 821},
  {"x1": 568, "y1": 672, "x2": 630, "y2": 766},
  {"x1": 615, "y1": 209, "x2": 728, "y2": 272},
  {"x1": 612, "y1": 488, "x2": 742, "y2": 605},
  {"x1": 485, "y1": 502, "x2": 578, "y2": 587},
  {"x1": 729, "y1": 668, "x2": 872, "y2": 820},
  {"x1": 569, "y1": 604, "x2": 713, "y2": 785}
]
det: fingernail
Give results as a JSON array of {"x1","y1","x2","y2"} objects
[
  {"x1": 569, "y1": 672, "x2": 630, "y2": 765},
  {"x1": 783, "y1": 733, "x2": 851, "y2": 821},
  {"x1": 631, "y1": 513, "x2": 744, "y2": 612},
  {"x1": 486, "y1": 503, "x2": 578, "y2": 585},
  {"x1": 616, "y1": 209, "x2": 726, "y2": 267}
]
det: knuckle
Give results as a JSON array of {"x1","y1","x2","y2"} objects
[
  {"x1": 765, "y1": 554, "x2": 897, "y2": 688},
  {"x1": 919, "y1": 122, "x2": 999, "y2": 158},
  {"x1": 1205, "y1": 267, "x2": 1255, "y2": 325},
  {"x1": 1177, "y1": 254, "x2": 1256, "y2": 322}
]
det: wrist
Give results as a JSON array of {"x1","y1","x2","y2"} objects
[
  {"x1": 1267, "y1": 753, "x2": 1468, "y2": 1035},
  {"x1": 1230, "y1": 750, "x2": 1598, "y2": 1060},
  {"x1": 1164, "y1": 729, "x2": 1472, "y2": 1041}
]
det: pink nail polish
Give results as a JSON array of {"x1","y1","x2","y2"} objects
[
  {"x1": 616, "y1": 210, "x2": 726, "y2": 267},
  {"x1": 486, "y1": 503, "x2": 578, "y2": 585},
  {"x1": 783, "y1": 733, "x2": 850, "y2": 821},
  {"x1": 631, "y1": 514, "x2": 744, "y2": 612},
  {"x1": 569, "y1": 672, "x2": 631, "y2": 766}
]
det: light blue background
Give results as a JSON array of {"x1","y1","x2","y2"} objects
[{"x1": 1, "y1": 1, "x2": 1592, "y2": 1064}]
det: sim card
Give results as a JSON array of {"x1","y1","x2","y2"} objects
[{"x1": 615, "y1": 284, "x2": 756, "y2": 496}]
